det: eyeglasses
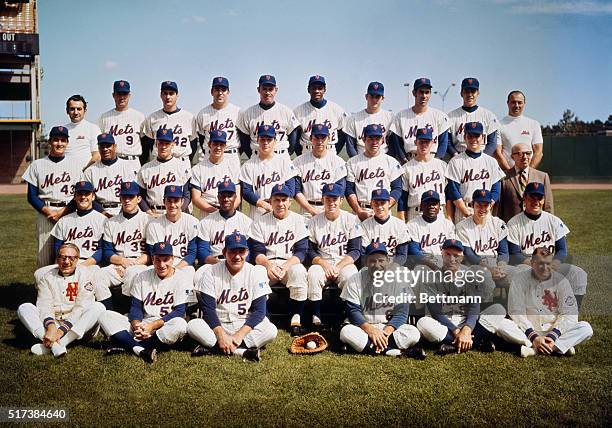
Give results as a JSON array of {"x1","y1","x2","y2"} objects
[
  {"x1": 513, "y1": 151, "x2": 532, "y2": 157},
  {"x1": 57, "y1": 255, "x2": 78, "y2": 262}
]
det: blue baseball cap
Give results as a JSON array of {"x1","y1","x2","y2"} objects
[
  {"x1": 152, "y1": 241, "x2": 173, "y2": 256},
  {"x1": 442, "y1": 239, "x2": 464, "y2": 252},
  {"x1": 49, "y1": 126, "x2": 69, "y2": 139},
  {"x1": 270, "y1": 183, "x2": 292, "y2": 197},
  {"x1": 156, "y1": 128, "x2": 174, "y2": 142},
  {"x1": 472, "y1": 189, "x2": 493, "y2": 203},
  {"x1": 321, "y1": 183, "x2": 343, "y2": 198},
  {"x1": 217, "y1": 179, "x2": 237, "y2": 194},
  {"x1": 212, "y1": 76, "x2": 229, "y2": 89},
  {"x1": 258, "y1": 74, "x2": 276, "y2": 86},
  {"x1": 257, "y1": 124, "x2": 276, "y2": 138},
  {"x1": 119, "y1": 181, "x2": 139, "y2": 196},
  {"x1": 364, "y1": 124, "x2": 383, "y2": 138},
  {"x1": 465, "y1": 121, "x2": 484, "y2": 136},
  {"x1": 225, "y1": 232, "x2": 249, "y2": 250},
  {"x1": 416, "y1": 128, "x2": 433, "y2": 141},
  {"x1": 209, "y1": 130, "x2": 227, "y2": 143},
  {"x1": 97, "y1": 133, "x2": 115, "y2": 145},
  {"x1": 371, "y1": 188, "x2": 390, "y2": 201},
  {"x1": 421, "y1": 190, "x2": 440, "y2": 203},
  {"x1": 308, "y1": 75, "x2": 326, "y2": 86},
  {"x1": 161, "y1": 80, "x2": 178, "y2": 92},
  {"x1": 367, "y1": 81, "x2": 384, "y2": 96},
  {"x1": 164, "y1": 185, "x2": 183, "y2": 198},
  {"x1": 113, "y1": 80, "x2": 130, "y2": 94},
  {"x1": 365, "y1": 241, "x2": 388, "y2": 256},
  {"x1": 311, "y1": 123, "x2": 329, "y2": 137},
  {"x1": 524, "y1": 182, "x2": 546, "y2": 196},
  {"x1": 414, "y1": 77, "x2": 432, "y2": 90},
  {"x1": 74, "y1": 180, "x2": 95, "y2": 193},
  {"x1": 461, "y1": 77, "x2": 479, "y2": 90}
]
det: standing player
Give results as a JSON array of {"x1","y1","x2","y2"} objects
[
  {"x1": 97, "y1": 80, "x2": 145, "y2": 174},
  {"x1": 63, "y1": 95, "x2": 101, "y2": 171},
  {"x1": 17, "y1": 243, "x2": 106, "y2": 357},
  {"x1": 446, "y1": 122, "x2": 506, "y2": 224},
  {"x1": 248, "y1": 184, "x2": 309, "y2": 336},
  {"x1": 497, "y1": 90, "x2": 544, "y2": 171},
  {"x1": 293, "y1": 75, "x2": 347, "y2": 154},
  {"x1": 345, "y1": 124, "x2": 403, "y2": 221},
  {"x1": 307, "y1": 183, "x2": 362, "y2": 328},
  {"x1": 239, "y1": 125, "x2": 297, "y2": 220},
  {"x1": 83, "y1": 133, "x2": 136, "y2": 217},
  {"x1": 397, "y1": 128, "x2": 448, "y2": 222},
  {"x1": 190, "y1": 130, "x2": 240, "y2": 219},
  {"x1": 188, "y1": 232, "x2": 277, "y2": 362},
  {"x1": 447, "y1": 78, "x2": 500, "y2": 156},
  {"x1": 99, "y1": 242, "x2": 189, "y2": 364},
  {"x1": 192, "y1": 76, "x2": 241, "y2": 171},
  {"x1": 236, "y1": 74, "x2": 301, "y2": 158},
  {"x1": 23, "y1": 126, "x2": 82, "y2": 267},
  {"x1": 293, "y1": 124, "x2": 347, "y2": 218},
  {"x1": 388, "y1": 78, "x2": 449, "y2": 163},
  {"x1": 343, "y1": 81, "x2": 393, "y2": 157}
]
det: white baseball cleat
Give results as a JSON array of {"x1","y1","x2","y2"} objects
[
  {"x1": 520, "y1": 345, "x2": 536, "y2": 358},
  {"x1": 30, "y1": 343, "x2": 51, "y2": 356}
]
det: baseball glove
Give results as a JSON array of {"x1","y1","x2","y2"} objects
[{"x1": 289, "y1": 332, "x2": 328, "y2": 354}]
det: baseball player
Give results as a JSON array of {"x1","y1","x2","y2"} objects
[
  {"x1": 446, "y1": 122, "x2": 506, "y2": 224},
  {"x1": 498, "y1": 90, "x2": 544, "y2": 171},
  {"x1": 236, "y1": 74, "x2": 301, "y2": 158},
  {"x1": 248, "y1": 184, "x2": 309, "y2": 336},
  {"x1": 136, "y1": 128, "x2": 192, "y2": 216},
  {"x1": 97, "y1": 80, "x2": 145, "y2": 174},
  {"x1": 239, "y1": 124, "x2": 297, "y2": 220},
  {"x1": 343, "y1": 81, "x2": 394, "y2": 157},
  {"x1": 397, "y1": 128, "x2": 449, "y2": 222},
  {"x1": 345, "y1": 124, "x2": 403, "y2": 221},
  {"x1": 361, "y1": 189, "x2": 410, "y2": 265},
  {"x1": 307, "y1": 183, "x2": 361, "y2": 328},
  {"x1": 17, "y1": 243, "x2": 106, "y2": 357},
  {"x1": 447, "y1": 78, "x2": 500, "y2": 157},
  {"x1": 99, "y1": 242, "x2": 190, "y2": 364},
  {"x1": 83, "y1": 133, "x2": 136, "y2": 217},
  {"x1": 63, "y1": 95, "x2": 102, "y2": 171},
  {"x1": 23, "y1": 126, "x2": 82, "y2": 267},
  {"x1": 141, "y1": 81, "x2": 196, "y2": 167},
  {"x1": 339, "y1": 242, "x2": 425, "y2": 359},
  {"x1": 196, "y1": 180, "x2": 252, "y2": 266},
  {"x1": 507, "y1": 182, "x2": 588, "y2": 306},
  {"x1": 293, "y1": 123, "x2": 347, "y2": 217},
  {"x1": 190, "y1": 130, "x2": 241, "y2": 219},
  {"x1": 192, "y1": 77, "x2": 241, "y2": 170},
  {"x1": 293, "y1": 75, "x2": 347, "y2": 154},
  {"x1": 388, "y1": 78, "x2": 449, "y2": 163}
]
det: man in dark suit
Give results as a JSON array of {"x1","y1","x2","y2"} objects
[{"x1": 496, "y1": 142, "x2": 553, "y2": 223}]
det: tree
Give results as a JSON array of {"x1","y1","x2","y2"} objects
[{"x1": 558, "y1": 109, "x2": 575, "y2": 134}]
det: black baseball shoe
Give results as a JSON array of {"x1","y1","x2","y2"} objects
[
  {"x1": 401, "y1": 347, "x2": 427, "y2": 360},
  {"x1": 435, "y1": 343, "x2": 457, "y2": 356},
  {"x1": 475, "y1": 340, "x2": 496, "y2": 353},
  {"x1": 140, "y1": 348, "x2": 157, "y2": 364},
  {"x1": 105, "y1": 346, "x2": 127, "y2": 356},
  {"x1": 191, "y1": 345, "x2": 211, "y2": 357},
  {"x1": 290, "y1": 324, "x2": 303, "y2": 337},
  {"x1": 242, "y1": 347, "x2": 260, "y2": 362}
]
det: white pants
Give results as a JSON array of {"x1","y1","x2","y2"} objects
[
  {"x1": 34, "y1": 264, "x2": 112, "y2": 301},
  {"x1": 339, "y1": 323, "x2": 420, "y2": 352},
  {"x1": 96, "y1": 264, "x2": 149, "y2": 297},
  {"x1": 36, "y1": 212, "x2": 55, "y2": 268},
  {"x1": 269, "y1": 261, "x2": 308, "y2": 301},
  {"x1": 187, "y1": 317, "x2": 277, "y2": 349},
  {"x1": 17, "y1": 301, "x2": 105, "y2": 341},
  {"x1": 98, "y1": 310, "x2": 187, "y2": 345},
  {"x1": 307, "y1": 263, "x2": 357, "y2": 301}
]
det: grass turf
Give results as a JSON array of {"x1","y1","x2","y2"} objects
[{"x1": 0, "y1": 191, "x2": 610, "y2": 427}]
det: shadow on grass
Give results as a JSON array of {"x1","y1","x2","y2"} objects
[{"x1": 0, "y1": 282, "x2": 36, "y2": 311}]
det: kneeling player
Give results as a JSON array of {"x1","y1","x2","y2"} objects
[{"x1": 188, "y1": 232, "x2": 278, "y2": 362}]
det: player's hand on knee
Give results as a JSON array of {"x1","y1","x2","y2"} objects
[
  {"x1": 217, "y1": 332, "x2": 235, "y2": 355},
  {"x1": 43, "y1": 326, "x2": 57, "y2": 348},
  {"x1": 454, "y1": 328, "x2": 473, "y2": 353},
  {"x1": 533, "y1": 336, "x2": 552, "y2": 355},
  {"x1": 367, "y1": 327, "x2": 388, "y2": 352}
]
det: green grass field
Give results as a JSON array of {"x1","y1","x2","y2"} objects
[{"x1": 1, "y1": 191, "x2": 610, "y2": 427}]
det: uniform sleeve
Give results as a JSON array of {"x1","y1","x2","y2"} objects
[
  {"x1": 508, "y1": 275, "x2": 534, "y2": 333},
  {"x1": 35, "y1": 275, "x2": 55, "y2": 322},
  {"x1": 141, "y1": 116, "x2": 154, "y2": 139},
  {"x1": 551, "y1": 279, "x2": 579, "y2": 335},
  {"x1": 532, "y1": 119, "x2": 543, "y2": 145},
  {"x1": 197, "y1": 267, "x2": 216, "y2": 298},
  {"x1": 340, "y1": 273, "x2": 362, "y2": 306},
  {"x1": 251, "y1": 265, "x2": 272, "y2": 300}
]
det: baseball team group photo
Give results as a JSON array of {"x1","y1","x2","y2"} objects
[{"x1": 1, "y1": 1, "x2": 610, "y2": 426}]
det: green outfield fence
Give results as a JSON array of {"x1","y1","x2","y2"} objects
[{"x1": 540, "y1": 135, "x2": 612, "y2": 182}]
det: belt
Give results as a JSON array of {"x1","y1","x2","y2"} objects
[
  {"x1": 254, "y1": 148, "x2": 288, "y2": 155},
  {"x1": 307, "y1": 200, "x2": 324, "y2": 206},
  {"x1": 118, "y1": 155, "x2": 138, "y2": 160},
  {"x1": 153, "y1": 205, "x2": 166, "y2": 210},
  {"x1": 269, "y1": 257, "x2": 288, "y2": 261},
  {"x1": 79, "y1": 257, "x2": 88, "y2": 261},
  {"x1": 102, "y1": 202, "x2": 120, "y2": 208},
  {"x1": 46, "y1": 201, "x2": 67, "y2": 207},
  {"x1": 224, "y1": 149, "x2": 239, "y2": 154},
  {"x1": 358, "y1": 202, "x2": 372, "y2": 209}
]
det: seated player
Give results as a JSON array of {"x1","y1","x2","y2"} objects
[
  {"x1": 361, "y1": 189, "x2": 410, "y2": 265},
  {"x1": 99, "y1": 242, "x2": 190, "y2": 364},
  {"x1": 339, "y1": 242, "x2": 425, "y2": 359},
  {"x1": 248, "y1": 184, "x2": 309, "y2": 336},
  {"x1": 507, "y1": 182, "x2": 587, "y2": 306},
  {"x1": 17, "y1": 243, "x2": 105, "y2": 357},
  {"x1": 188, "y1": 232, "x2": 278, "y2": 362},
  {"x1": 307, "y1": 183, "x2": 361, "y2": 328}
]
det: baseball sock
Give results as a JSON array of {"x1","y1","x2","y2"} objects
[
  {"x1": 384, "y1": 335, "x2": 401, "y2": 356},
  {"x1": 140, "y1": 333, "x2": 163, "y2": 350},
  {"x1": 110, "y1": 330, "x2": 141, "y2": 355},
  {"x1": 289, "y1": 299, "x2": 305, "y2": 325},
  {"x1": 311, "y1": 300, "x2": 322, "y2": 324},
  {"x1": 58, "y1": 330, "x2": 79, "y2": 347}
]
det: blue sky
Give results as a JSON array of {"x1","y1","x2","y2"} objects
[{"x1": 37, "y1": 0, "x2": 611, "y2": 131}]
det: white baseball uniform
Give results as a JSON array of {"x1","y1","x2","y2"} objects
[
  {"x1": 142, "y1": 108, "x2": 196, "y2": 160},
  {"x1": 190, "y1": 158, "x2": 240, "y2": 218},
  {"x1": 389, "y1": 107, "x2": 450, "y2": 155},
  {"x1": 346, "y1": 153, "x2": 402, "y2": 204},
  {"x1": 343, "y1": 109, "x2": 393, "y2": 154},
  {"x1": 447, "y1": 106, "x2": 500, "y2": 153},
  {"x1": 293, "y1": 100, "x2": 347, "y2": 151},
  {"x1": 499, "y1": 115, "x2": 543, "y2": 168},
  {"x1": 361, "y1": 216, "x2": 410, "y2": 256},
  {"x1": 197, "y1": 210, "x2": 252, "y2": 258},
  {"x1": 236, "y1": 102, "x2": 300, "y2": 154},
  {"x1": 63, "y1": 120, "x2": 101, "y2": 170},
  {"x1": 146, "y1": 213, "x2": 199, "y2": 264},
  {"x1": 136, "y1": 157, "x2": 191, "y2": 210},
  {"x1": 192, "y1": 103, "x2": 241, "y2": 169},
  {"x1": 51, "y1": 210, "x2": 107, "y2": 260},
  {"x1": 456, "y1": 216, "x2": 508, "y2": 259},
  {"x1": 406, "y1": 215, "x2": 456, "y2": 255},
  {"x1": 293, "y1": 151, "x2": 347, "y2": 205},
  {"x1": 401, "y1": 158, "x2": 448, "y2": 221},
  {"x1": 83, "y1": 159, "x2": 136, "y2": 216},
  {"x1": 98, "y1": 107, "x2": 145, "y2": 173}
]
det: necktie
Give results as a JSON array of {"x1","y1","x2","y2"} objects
[{"x1": 519, "y1": 170, "x2": 528, "y2": 194}]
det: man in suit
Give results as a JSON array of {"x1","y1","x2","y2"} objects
[{"x1": 496, "y1": 143, "x2": 553, "y2": 223}]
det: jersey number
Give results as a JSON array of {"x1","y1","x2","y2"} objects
[
  {"x1": 81, "y1": 240, "x2": 98, "y2": 251},
  {"x1": 238, "y1": 303, "x2": 247, "y2": 315},
  {"x1": 126, "y1": 135, "x2": 133, "y2": 146},
  {"x1": 130, "y1": 241, "x2": 146, "y2": 252},
  {"x1": 173, "y1": 137, "x2": 188, "y2": 148}
]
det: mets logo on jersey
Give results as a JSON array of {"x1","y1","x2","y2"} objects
[
  {"x1": 65, "y1": 282, "x2": 79, "y2": 302},
  {"x1": 84, "y1": 281, "x2": 94, "y2": 292}
]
